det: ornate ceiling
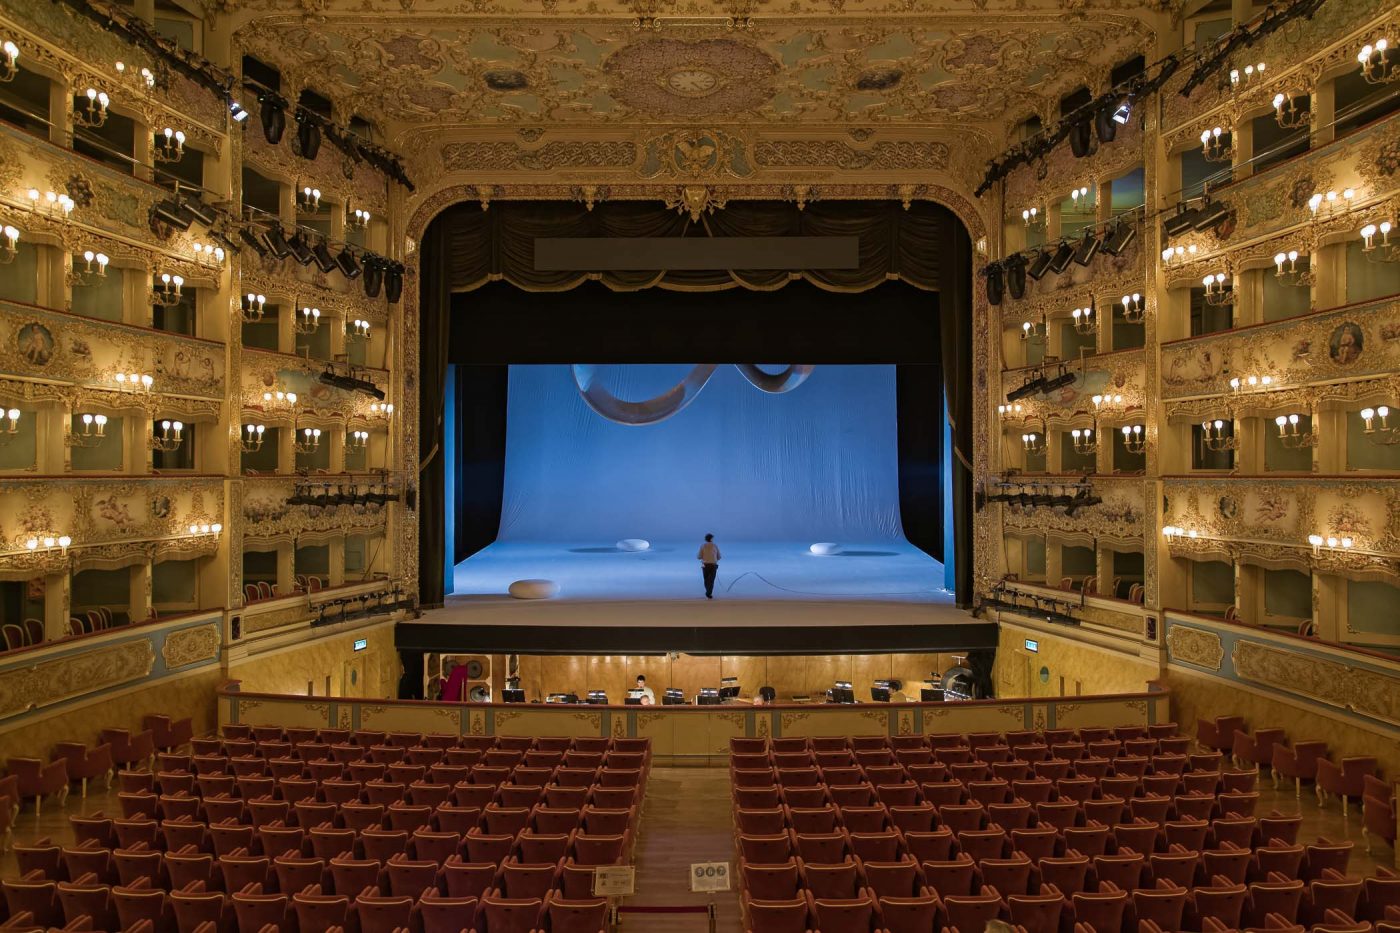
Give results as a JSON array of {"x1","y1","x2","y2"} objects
[{"x1": 233, "y1": 6, "x2": 1156, "y2": 137}]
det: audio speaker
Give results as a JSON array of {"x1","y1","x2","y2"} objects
[{"x1": 465, "y1": 658, "x2": 486, "y2": 680}]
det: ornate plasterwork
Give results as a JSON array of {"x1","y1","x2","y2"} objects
[
  {"x1": 243, "y1": 478, "x2": 394, "y2": 541},
  {"x1": 1166, "y1": 624, "x2": 1224, "y2": 671},
  {"x1": 162, "y1": 624, "x2": 222, "y2": 669},
  {"x1": 1232, "y1": 639, "x2": 1400, "y2": 727},
  {"x1": 240, "y1": 348, "x2": 389, "y2": 419},
  {"x1": 999, "y1": 348, "x2": 1147, "y2": 420},
  {"x1": 0, "y1": 638, "x2": 155, "y2": 720},
  {"x1": 1001, "y1": 477, "x2": 1148, "y2": 547},
  {"x1": 240, "y1": 603, "x2": 313, "y2": 634}
]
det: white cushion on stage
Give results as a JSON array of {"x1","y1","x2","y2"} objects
[
  {"x1": 616, "y1": 538, "x2": 651, "y2": 552},
  {"x1": 508, "y1": 579, "x2": 560, "y2": 599},
  {"x1": 809, "y1": 542, "x2": 843, "y2": 556}
]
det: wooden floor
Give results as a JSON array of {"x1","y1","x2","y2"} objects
[{"x1": 2, "y1": 767, "x2": 1392, "y2": 933}]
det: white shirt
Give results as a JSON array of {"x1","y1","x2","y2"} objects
[{"x1": 698, "y1": 542, "x2": 721, "y2": 564}]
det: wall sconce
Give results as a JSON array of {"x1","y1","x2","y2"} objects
[
  {"x1": 1021, "y1": 431, "x2": 1045, "y2": 456},
  {"x1": 151, "y1": 419, "x2": 184, "y2": 452},
  {"x1": 294, "y1": 305, "x2": 321, "y2": 334},
  {"x1": 1271, "y1": 92, "x2": 1310, "y2": 129},
  {"x1": 67, "y1": 413, "x2": 107, "y2": 448},
  {"x1": 1071, "y1": 302, "x2": 1096, "y2": 334},
  {"x1": 114, "y1": 61, "x2": 155, "y2": 88},
  {"x1": 187, "y1": 522, "x2": 222, "y2": 536},
  {"x1": 346, "y1": 319, "x2": 371, "y2": 340},
  {"x1": 1161, "y1": 244, "x2": 1198, "y2": 266},
  {"x1": 1021, "y1": 206, "x2": 1044, "y2": 230},
  {"x1": 1162, "y1": 525, "x2": 1198, "y2": 540},
  {"x1": 1068, "y1": 186, "x2": 1091, "y2": 210},
  {"x1": 1020, "y1": 318, "x2": 1045, "y2": 343},
  {"x1": 1359, "y1": 406, "x2": 1400, "y2": 445},
  {"x1": 293, "y1": 427, "x2": 322, "y2": 453},
  {"x1": 28, "y1": 188, "x2": 74, "y2": 219},
  {"x1": 74, "y1": 87, "x2": 110, "y2": 127},
  {"x1": 348, "y1": 429, "x2": 368, "y2": 449},
  {"x1": 1227, "y1": 61, "x2": 1265, "y2": 89},
  {"x1": 240, "y1": 423, "x2": 266, "y2": 452},
  {"x1": 1360, "y1": 221, "x2": 1397, "y2": 262},
  {"x1": 154, "y1": 127, "x2": 186, "y2": 162},
  {"x1": 1070, "y1": 427, "x2": 1098, "y2": 455},
  {"x1": 2, "y1": 39, "x2": 18, "y2": 82},
  {"x1": 370, "y1": 401, "x2": 393, "y2": 416},
  {"x1": 1201, "y1": 418, "x2": 1238, "y2": 452},
  {"x1": 1200, "y1": 126, "x2": 1233, "y2": 162},
  {"x1": 1119, "y1": 293, "x2": 1144, "y2": 323},
  {"x1": 1272, "y1": 250, "x2": 1312, "y2": 286},
  {"x1": 241, "y1": 292, "x2": 266, "y2": 322},
  {"x1": 152, "y1": 273, "x2": 184, "y2": 306},
  {"x1": 1, "y1": 224, "x2": 18, "y2": 263},
  {"x1": 1121, "y1": 424, "x2": 1147, "y2": 454},
  {"x1": 1203, "y1": 272, "x2": 1232, "y2": 305},
  {"x1": 1357, "y1": 37, "x2": 1394, "y2": 84},
  {"x1": 1308, "y1": 533, "x2": 1354, "y2": 554},
  {"x1": 69, "y1": 250, "x2": 109, "y2": 286},
  {"x1": 1229, "y1": 374, "x2": 1274, "y2": 393},
  {"x1": 1308, "y1": 189, "x2": 1355, "y2": 220},
  {"x1": 24, "y1": 534, "x2": 72, "y2": 553},
  {"x1": 0, "y1": 407, "x2": 20, "y2": 444},
  {"x1": 298, "y1": 186, "x2": 321, "y2": 212},
  {"x1": 1091, "y1": 393, "x2": 1123, "y2": 411},
  {"x1": 263, "y1": 389, "x2": 297, "y2": 407},
  {"x1": 1274, "y1": 413, "x2": 1316, "y2": 449},
  {"x1": 114, "y1": 372, "x2": 153, "y2": 392},
  {"x1": 997, "y1": 403, "x2": 1024, "y2": 417},
  {"x1": 192, "y1": 241, "x2": 224, "y2": 267},
  {"x1": 347, "y1": 207, "x2": 371, "y2": 230}
]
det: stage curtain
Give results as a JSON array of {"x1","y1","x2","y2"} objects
[
  {"x1": 939, "y1": 226, "x2": 975, "y2": 608},
  {"x1": 436, "y1": 200, "x2": 959, "y2": 293},
  {"x1": 417, "y1": 220, "x2": 453, "y2": 609}
]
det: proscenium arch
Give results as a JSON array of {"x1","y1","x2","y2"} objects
[{"x1": 406, "y1": 186, "x2": 990, "y2": 609}]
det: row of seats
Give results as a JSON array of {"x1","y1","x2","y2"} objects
[
  {"x1": 732, "y1": 740, "x2": 1200, "y2": 769},
  {"x1": 731, "y1": 725, "x2": 1181, "y2": 755},
  {"x1": 216, "y1": 727, "x2": 644, "y2": 757}
]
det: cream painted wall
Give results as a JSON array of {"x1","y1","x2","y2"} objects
[
  {"x1": 229, "y1": 622, "x2": 400, "y2": 699},
  {"x1": 993, "y1": 620, "x2": 1160, "y2": 700}
]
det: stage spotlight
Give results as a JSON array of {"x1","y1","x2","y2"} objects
[
  {"x1": 229, "y1": 100, "x2": 249, "y2": 123},
  {"x1": 287, "y1": 232, "x2": 314, "y2": 265},
  {"x1": 363, "y1": 259, "x2": 384, "y2": 299},
  {"x1": 1193, "y1": 199, "x2": 1232, "y2": 231},
  {"x1": 1072, "y1": 230, "x2": 1101, "y2": 267},
  {"x1": 1068, "y1": 119, "x2": 1096, "y2": 158},
  {"x1": 1094, "y1": 106, "x2": 1118, "y2": 144},
  {"x1": 385, "y1": 263, "x2": 404, "y2": 304},
  {"x1": 182, "y1": 197, "x2": 216, "y2": 228},
  {"x1": 262, "y1": 225, "x2": 292, "y2": 259},
  {"x1": 239, "y1": 227, "x2": 269, "y2": 256},
  {"x1": 335, "y1": 246, "x2": 362, "y2": 279},
  {"x1": 1102, "y1": 220, "x2": 1136, "y2": 256},
  {"x1": 1004, "y1": 253, "x2": 1027, "y2": 299},
  {"x1": 1026, "y1": 249, "x2": 1053, "y2": 281},
  {"x1": 311, "y1": 238, "x2": 337, "y2": 273},
  {"x1": 1048, "y1": 240, "x2": 1076, "y2": 274},
  {"x1": 296, "y1": 116, "x2": 322, "y2": 160},
  {"x1": 1007, "y1": 374, "x2": 1047, "y2": 403},
  {"x1": 319, "y1": 368, "x2": 387, "y2": 400},
  {"x1": 1042, "y1": 367, "x2": 1076, "y2": 393},
  {"x1": 258, "y1": 95, "x2": 285, "y2": 144},
  {"x1": 983, "y1": 262, "x2": 1005, "y2": 306},
  {"x1": 1162, "y1": 205, "x2": 1199, "y2": 238},
  {"x1": 152, "y1": 198, "x2": 194, "y2": 231}
]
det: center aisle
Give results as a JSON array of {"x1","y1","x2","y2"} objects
[{"x1": 629, "y1": 767, "x2": 745, "y2": 933}]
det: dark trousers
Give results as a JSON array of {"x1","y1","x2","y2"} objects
[{"x1": 702, "y1": 563, "x2": 718, "y2": 598}]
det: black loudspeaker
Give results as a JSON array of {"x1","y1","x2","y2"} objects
[
  {"x1": 984, "y1": 262, "x2": 1005, "y2": 306},
  {"x1": 1005, "y1": 254, "x2": 1027, "y2": 300},
  {"x1": 465, "y1": 658, "x2": 485, "y2": 679},
  {"x1": 259, "y1": 97, "x2": 285, "y2": 144},
  {"x1": 1094, "y1": 105, "x2": 1119, "y2": 144},
  {"x1": 1068, "y1": 119, "x2": 1096, "y2": 158},
  {"x1": 385, "y1": 265, "x2": 403, "y2": 304},
  {"x1": 297, "y1": 117, "x2": 322, "y2": 160},
  {"x1": 363, "y1": 260, "x2": 384, "y2": 299}
]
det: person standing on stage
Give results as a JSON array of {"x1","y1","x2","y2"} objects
[{"x1": 698, "y1": 533, "x2": 721, "y2": 599}]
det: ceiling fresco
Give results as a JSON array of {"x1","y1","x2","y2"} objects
[{"x1": 234, "y1": 15, "x2": 1153, "y2": 134}]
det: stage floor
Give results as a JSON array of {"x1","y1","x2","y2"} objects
[{"x1": 424, "y1": 539, "x2": 960, "y2": 633}]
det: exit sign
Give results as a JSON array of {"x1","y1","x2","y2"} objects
[{"x1": 1025, "y1": 639, "x2": 1039, "y2": 653}]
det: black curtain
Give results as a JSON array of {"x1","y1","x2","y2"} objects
[
  {"x1": 417, "y1": 199, "x2": 976, "y2": 607},
  {"x1": 416, "y1": 221, "x2": 452, "y2": 609},
  {"x1": 453, "y1": 365, "x2": 508, "y2": 564}
]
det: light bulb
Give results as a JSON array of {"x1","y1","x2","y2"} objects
[{"x1": 1309, "y1": 534, "x2": 1323, "y2": 546}]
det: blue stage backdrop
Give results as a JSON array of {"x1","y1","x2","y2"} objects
[{"x1": 497, "y1": 364, "x2": 905, "y2": 543}]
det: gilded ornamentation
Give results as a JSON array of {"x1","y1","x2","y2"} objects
[
  {"x1": 161, "y1": 624, "x2": 222, "y2": 669},
  {"x1": 1232, "y1": 639, "x2": 1400, "y2": 727},
  {"x1": 1166, "y1": 625, "x2": 1225, "y2": 671},
  {"x1": 0, "y1": 639, "x2": 155, "y2": 720},
  {"x1": 442, "y1": 141, "x2": 638, "y2": 173}
]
